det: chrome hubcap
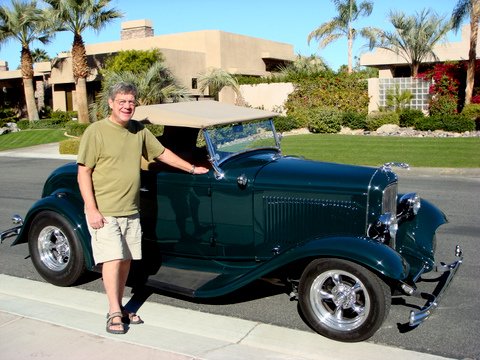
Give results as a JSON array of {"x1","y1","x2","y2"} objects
[
  {"x1": 37, "y1": 226, "x2": 70, "y2": 271},
  {"x1": 310, "y1": 270, "x2": 370, "y2": 331}
]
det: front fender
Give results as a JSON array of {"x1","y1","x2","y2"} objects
[
  {"x1": 396, "y1": 198, "x2": 447, "y2": 275},
  {"x1": 14, "y1": 192, "x2": 94, "y2": 270},
  {"x1": 287, "y1": 236, "x2": 409, "y2": 281}
]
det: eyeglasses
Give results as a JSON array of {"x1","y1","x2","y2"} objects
[{"x1": 114, "y1": 99, "x2": 137, "y2": 107}]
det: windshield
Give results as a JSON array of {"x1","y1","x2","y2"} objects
[{"x1": 204, "y1": 119, "x2": 280, "y2": 164}]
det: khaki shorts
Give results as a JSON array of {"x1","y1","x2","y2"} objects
[{"x1": 88, "y1": 214, "x2": 142, "y2": 265}]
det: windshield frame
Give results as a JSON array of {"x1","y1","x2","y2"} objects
[{"x1": 203, "y1": 118, "x2": 281, "y2": 179}]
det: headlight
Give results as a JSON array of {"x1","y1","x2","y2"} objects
[
  {"x1": 368, "y1": 212, "x2": 398, "y2": 245},
  {"x1": 397, "y1": 193, "x2": 421, "y2": 222}
]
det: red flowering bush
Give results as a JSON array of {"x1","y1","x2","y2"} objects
[{"x1": 418, "y1": 60, "x2": 480, "y2": 113}]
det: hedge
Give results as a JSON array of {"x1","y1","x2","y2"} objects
[
  {"x1": 307, "y1": 107, "x2": 342, "y2": 134},
  {"x1": 415, "y1": 114, "x2": 475, "y2": 132},
  {"x1": 365, "y1": 111, "x2": 400, "y2": 131}
]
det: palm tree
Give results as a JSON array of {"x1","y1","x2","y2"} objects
[
  {"x1": 278, "y1": 54, "x2": 328, "y2": 79},
  {"x1": 94, "y1": 61, "x2": 190, "y2": 120},
  {"x1": 44, "y1": 0, "x2": 123, "y2": 123},
  {"x1": 307, "y1": 0, "x2": 373, "y2": 73},
  {"x1": 363, "y1": 9, "x2": 452, "y2": 77},
  {"x1": 198, "y1": 67, "x2": 244, "y2": 105},
  {"x1": 31, "y1": 48, "x2": 50, "y2": 62},
  {"x1": 452, "y1": 0, "x2": 480, "y2": 106},
  {"x1": 0, "y1": 0, "x2": 52, "y2": 121}
]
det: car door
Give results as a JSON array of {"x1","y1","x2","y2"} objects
[
  {"x1": 140, "y1": 168, "x2": 214, "y2": 257},
  {"x1": 209, "y1": 165, "x2": 257, "y2": 260}
]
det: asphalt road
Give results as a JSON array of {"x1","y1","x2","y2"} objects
[{"x1": 0, "y1": 157, "x2": 479, "y2": 359}]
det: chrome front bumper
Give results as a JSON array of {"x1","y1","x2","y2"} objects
[
  {"x1": 403, "y1": 245, "x2": 463, "y2": 327},
  {"x1": 0, "y1": 214, "x2": 23, "y2": 243}
]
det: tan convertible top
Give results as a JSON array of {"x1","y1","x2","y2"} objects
[{"x1": 133, "y1": 100, "x2": 278, "y2": 128}]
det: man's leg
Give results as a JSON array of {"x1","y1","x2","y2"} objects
[{"x1": 103, "y1": 259, "x2": 131, "y2": 331}]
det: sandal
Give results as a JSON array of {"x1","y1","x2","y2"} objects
[
  {"x1": 121, "y1": 307, "x2": 144, "y2": 325},
  {"x1": 106, "y1": 312, "x2": 126, "y2": 334}
]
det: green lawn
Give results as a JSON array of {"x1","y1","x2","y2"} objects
[
  {"x1": 0, "y1": 129, "x2": 68, "y2": 151},
  {"x1": 281, "y1": 134, "x2": 480, "y2": 168},
  {"x1": 0, "y1": 129, "x2": 479, "y2": 168}
]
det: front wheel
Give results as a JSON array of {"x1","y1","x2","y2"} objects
[
  {"x1": 28, "y1": 211, "x2": 86, "y2": 286},
  {"x1": 298, "y1": 258, "x2": 391, "y2": 342}
]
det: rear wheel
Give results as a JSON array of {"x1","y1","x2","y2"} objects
[
  {"x1": 28, "y1": 211, "x2": 86, "y2": 286},
  {"x1": 298, "y1": 258, "x2": 391, "y2": 342}
]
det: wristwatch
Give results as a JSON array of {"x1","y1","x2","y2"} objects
[{"x1": 189, "y1": 164, "x2": 196, "y2": 174}]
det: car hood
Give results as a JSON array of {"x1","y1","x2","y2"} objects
[{"x1": 253, "y1": 155, "x2": 379, "y2": 196}]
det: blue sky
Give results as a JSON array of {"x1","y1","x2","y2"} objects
[{"x1": 0, "y1": 0, "x2": 464, "y2": 71}]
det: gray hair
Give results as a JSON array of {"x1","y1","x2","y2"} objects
[{"x1": 108, "y1": 82, "x2": 138, "y2": 100}]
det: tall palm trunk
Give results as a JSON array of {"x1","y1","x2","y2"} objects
[
  {"x1": 21, "y1": 47, "x2": 39, "y2": 121},
  {"x1": 347, "y1": 27, "x2": 353, "y2": 73},
  {"x1": 464, "y1": 11, "x2": 478, "y2": 105},
  {"x1": 75, "y1": 78, "x2": 89, "y2": 123},
  {"x1": 72, "y1": 34, "x2": 90, "y2": 123}
]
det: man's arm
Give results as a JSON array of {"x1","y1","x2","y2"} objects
[
  {"x1": 77, "y1": 164, "x2": 107, "y2": 229},
  {"x1": 156, "y1": 148, "x2": 209, "y2": 174}
]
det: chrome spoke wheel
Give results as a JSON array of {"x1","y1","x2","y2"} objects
[
  {"x1": 298, "y1": 259, "x2": 390, "y2": 342},
  {"x1": 37, "y1": 225, "x2": 70, "y2": 271},
  {"x1": 29, "y1": 211, "x2": 86, "y2": 286},
  {"x1": 310, "y1": 270, "x2": 369, "y2": 331}
]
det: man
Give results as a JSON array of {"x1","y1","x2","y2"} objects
[{"x1": 77, "y1": 82, "x2": 208, "y2": 334}]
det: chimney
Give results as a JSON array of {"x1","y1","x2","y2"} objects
[
  {"x1": 121, "y1": 19, "x2": 154, "y2": 40},
  {"x1": 0, "y1": 60, "x2": 9, "y2": 71}
]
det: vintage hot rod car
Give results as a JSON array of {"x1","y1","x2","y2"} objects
[{"x1": 1, "y1": 100, "x2": 463, "y2": 342}]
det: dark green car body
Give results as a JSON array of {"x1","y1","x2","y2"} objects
[{"x1": 2, "y1": 101, "x2": 462, "y2": 342}]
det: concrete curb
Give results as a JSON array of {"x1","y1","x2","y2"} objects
[{"x1": 0, "y1": 274, "x2": 453, "y2": 360}]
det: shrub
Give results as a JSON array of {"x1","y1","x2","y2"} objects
[
  {"x1": 429, "y1": 94, "x2": 457, "y2": 116},
  {"x1": 145, "y1": 124, "x2": 164, "y2": 137},
  {"x1": 461, "y1": 104, "x2": 480, "y2": 120},
  {"x1": 285, "y1": 71, "x2": 369, "y2": 120},
  {"x1": 0, "y1": 108, "x2": 19, "y2": 123},
  {"x1": 341, "y1": 111, "x2": 367, "y2": 130},
  {"x1": 39, "y1": 106, "x2": 52, "y2": 119},
  {"x1": 415, "y1": 114, "x2": 475, "y2": 132},
  {"x1": 65, "y1": 121, "x2": 90, "y2": 136},
  {"x1": 0, "y1": 118, "x2": 10, "y2": 127},
  {"x1": 33, "y1": 119, "x2": 66, "y2": 129},
  {"x1": 59, "y1": 138, "x2": 80, "y2": 155},
  {"x1": 441, "y1": 114, "x2": 475, "y2": 132},
  {"x1": 365, "y1": 111, "x2": 399, "y2": 131},
  {"x1": 16, "y1": 119, "x2": 30, "y2": 130},
  {"x1": 16, "y1": 119, "x2": 68, "y2": 129},
  {"x1": 461, "y1": 103, "x2": 480, "y2": 130},
  {"x1": 273, "y1": 115, "x2": 303, "y2": 133},
  {"x1": 307, "y1": 107, "x2": 342, "y2": 133},
  {"x1": 399, "y1": 108, "x2": 425, "y2": 127},
  {"x1": 414, "y1": 116, "x2": 442, "y2": 131},
  {"x1": 51, "y1": 110, "x2": 78, "y2": 123}
]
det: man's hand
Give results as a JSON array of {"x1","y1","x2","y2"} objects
[
  {"x1": 192, "y1": 165, "x2": 209, "y2": 175},
  {"x1": 86, "y1": 208, "x2": 108, "y2": 229}
]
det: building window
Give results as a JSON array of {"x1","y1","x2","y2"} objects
[
  {"x1": 379, "y1": 77, "x2": 431, "y2": 112},
  {"x1": 191, "y1": 78, "x2": 197, "y2": 89}
]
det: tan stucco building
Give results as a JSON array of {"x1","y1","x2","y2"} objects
[
  {"x1": 360, "y1": 25, "x2": 479, "y2": 78},
  {"x1": 0, "y1": 19, "x2": 295, "y2": 114},
  {"x1": 360, "y1": 25, "x2": 479, "y2": 112}
]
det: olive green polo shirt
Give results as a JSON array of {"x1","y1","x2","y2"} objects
[{"x1": 77, "y1": 118, "x2": 165, "y2": 216}]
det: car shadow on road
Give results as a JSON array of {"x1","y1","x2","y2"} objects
[{"x1": 123, "y1": 272, "x2": 290, "y2": 317}]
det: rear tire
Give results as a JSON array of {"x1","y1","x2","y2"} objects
[
  {"x1": 28, "y1": 211, "x2": 86, "y2": 286},
  {"x1": 298, "y1": 258, "x2": 390, "y2": 342}
]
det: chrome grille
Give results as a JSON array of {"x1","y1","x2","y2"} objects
[
  {"x1": 382, "y1": 183, "x2": 398, "y2": 215},
  {"x1": 263, "y1": 196, "x2": 361, "y2": 246}
]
